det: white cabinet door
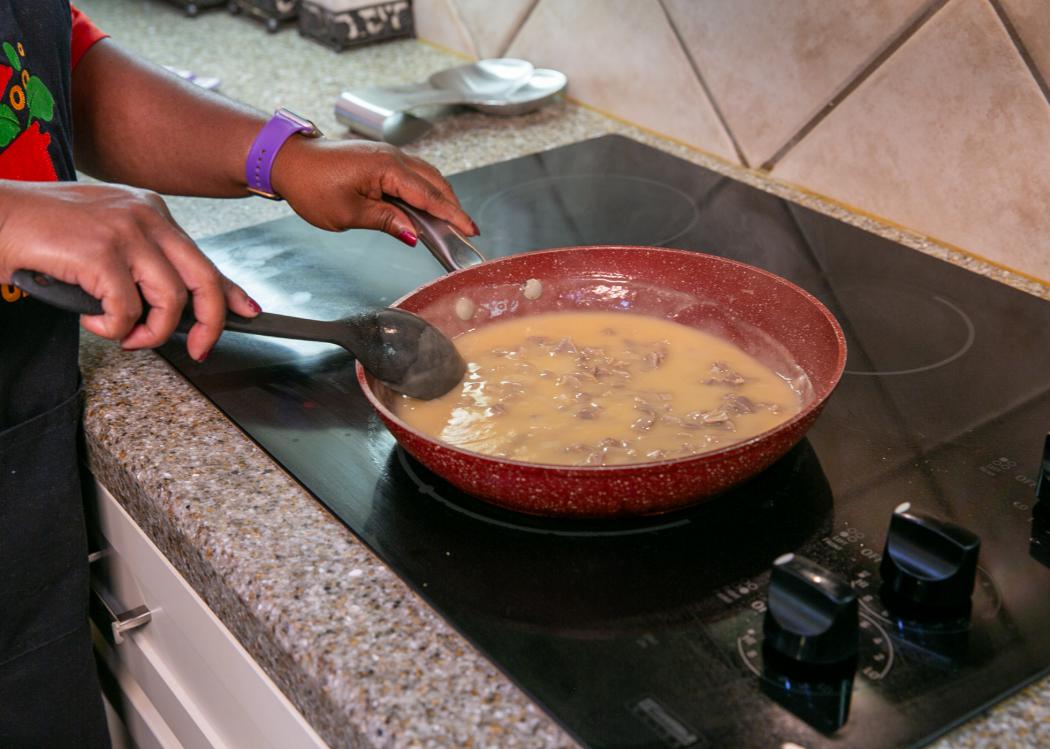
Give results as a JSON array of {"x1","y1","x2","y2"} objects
[{"x1": 90, "y1": 480, "x2": 329, "y2": 749}]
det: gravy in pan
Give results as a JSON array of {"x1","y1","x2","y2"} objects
[{"x1": 392, "y1": 311, "x2": 803, "y2": 466}]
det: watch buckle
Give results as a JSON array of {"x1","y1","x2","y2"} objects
[{"x1": 247, "y1": 185, "x2": 281, "y2": 200}]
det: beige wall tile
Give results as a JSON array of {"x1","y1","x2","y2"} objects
[
  {"x1": 413, "y1": 0, "x2": 477, "y2": 58},
  {"x1": 773, "y1": 0, "x2": 1050, "y2": 281},
  {"x1": 1000, "y1": 0, "x2": 1050, "y2": 84},
  {"x1": 664, "y1": 0, "x2": 928, "y2": 167},
  {"x1": 449, "y1": 0, "x2": 536, "y2": 59},
  {"x1": 505, "y1": 0, "x2": 738, "y2": 162}
]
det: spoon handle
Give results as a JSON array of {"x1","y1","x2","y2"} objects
[
  {"x1": 12, "y1": 269, "x2": 105, "y2": 315},
  {"x1": 12, "y1": 270, "x2": 348, "y2": 350},
  {"x1": 217, "y1": 310, "x2": 346, "y2": 348}
]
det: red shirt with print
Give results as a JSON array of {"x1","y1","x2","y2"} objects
[{"x1": 0, "y1": 4, "x2": 105, "y2": 181}]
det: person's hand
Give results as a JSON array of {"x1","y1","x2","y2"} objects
[
  {"x1": 0, "y1": 181, "x2": 259, "y2": 361},
  {"x1": 269, "y1": 138, "x2": 477, "y2": 244}
]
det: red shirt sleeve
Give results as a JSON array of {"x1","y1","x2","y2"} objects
[{"x1": 71, "y1": 4, "x2": 108, "y2": 70}]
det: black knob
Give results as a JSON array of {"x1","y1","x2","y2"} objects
[
  {"x1": 1036, "y1": 430, "x2": 1050, "y2": 502},
  {"x1": 880, "y1": 502, "x2": 980, "y2": 619},
  {"x1": 1030, "y1": 432, "x2": 1050, "y2": 567},
  {"x1": 763, "y1": 553, "x2": 858, "y2": 667},
  {"x1": 1030, "y1": 501, "x2": 1050, "y2": 569}
]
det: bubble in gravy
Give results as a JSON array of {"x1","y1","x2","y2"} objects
[
  {"x1": 454, "y1": 296, "x2": 476, "y2": 321},
  {"x1": 523, "y1": 278, "x2": 543, "y2": 300}
]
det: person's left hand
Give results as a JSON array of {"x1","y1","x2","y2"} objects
[{"x1": 269, "y1": 138, "x2": 477, "y2": 246}]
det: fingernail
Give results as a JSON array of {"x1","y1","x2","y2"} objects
[
  {"x1": 471, "y1": 220, "x2": 480, "y2": 236},
  {"x1": 398, "y1": 229, "x2": 418, "y2": 247},
  {"x1": 247, "y1": 297, "x2": 262, "y2": 314},
  {"x1": 197, "y1": 348, "x2": 211, "y2": 363}
]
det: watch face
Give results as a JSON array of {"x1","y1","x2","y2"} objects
[{"x1": 276, "y1": 107, "x2": 321, "y2": 136}]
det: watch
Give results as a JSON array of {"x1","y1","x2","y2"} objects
[{"x1": 245, "y1": 108, "x2": 322, "y2": 200}]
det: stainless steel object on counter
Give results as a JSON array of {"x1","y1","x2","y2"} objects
[
  {"x1": 335, "y1": 91, "x2": 434, "y2": 145},
  {"x1": 335, "y1": 58, "x2": 567, "y2": 143},
  {"x1": 466, "y1": 67, "x2": 568, "y2": 115},
  {"x1": 418, "y1": 58, "x2": 536, "y2": 108}
]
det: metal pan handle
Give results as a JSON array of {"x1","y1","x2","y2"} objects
[{"x1": 386, "y1": 196, "x2": 486, "y2": 272}]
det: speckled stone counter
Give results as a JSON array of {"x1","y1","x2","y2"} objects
[{"x1": 74, "y1": 2, "x2": 1050, "y2": 747}]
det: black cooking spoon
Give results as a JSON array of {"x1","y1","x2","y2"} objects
[{"x1": 12, "y1": 270, "x2": 466, "y2": 400}]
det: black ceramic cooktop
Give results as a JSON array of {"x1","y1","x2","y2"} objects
[{"x1": 160, "y1": 135, "x2": 1050, "y2": 748}]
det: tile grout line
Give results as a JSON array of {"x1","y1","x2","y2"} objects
[
  {"x1": 496, "y1": 0, "x2": 542, "y2": 58},
  {"x1": 443, "y1": 0, "x2": 480, "y2": 60},
  {"x1": 760, "y1": 0, "x2": 951, "y2": 172},
  {"x1": 658, "y1": 0, "x2": 751, "y2": 168},
  {"x1": 987, "y1": 0, "x2": 1050, "y2": 107}
]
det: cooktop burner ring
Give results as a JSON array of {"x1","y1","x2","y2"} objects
[
  {"x1": 395, "y1": 447, "x2": 695, "y2": 537},
  {"x1": 803, "y1": 279, "x2": 978, "y2": 377},
  {"x1": 844, "y1": 294, "x2": 975, "y2": 376},
  {"x1": 476, "y1": 174, "x2": 701, "y2": 250}
]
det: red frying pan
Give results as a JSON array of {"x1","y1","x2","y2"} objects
[{"x1": 358, "y1": 209, "x2": 846, "y2": 518}]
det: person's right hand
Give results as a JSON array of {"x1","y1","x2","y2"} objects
[{"x1": 0, "y1": 181, "x2": 258, "y2": 361}]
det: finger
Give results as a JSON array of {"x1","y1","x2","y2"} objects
[
  {"x1": 404, "y1": 160, "x2": 478, "y2": 236},
  {"x1": 149, "y1": 209, "x2": 258, "y2": 320},
  {"x1": 364, "y1": 202, "x2": 418, "y2": 246},
  {"x1": 222, "y1": 275, "x2": 261, "y2": 318},
  {"x1": 381, "y1": 171, "x2": 478, "y2": 238},
  {"x1": 77, "y1": 256, "x2": 145, "y2": 343},
  {"x1": 149, "y1": 222, "x2": 227, "y2": 362},
  {"x1": 118, "y1": 246, "x2": 188, "y2": 351},
  {"x1": 404, "y1": 155, "x2": 464, "y2": 210}
]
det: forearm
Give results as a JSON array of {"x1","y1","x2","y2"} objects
[
  {"x1": 70, "y1": 37, "x2": 477, "y2": 240},
  {"x1": 71, "y1": 39, "x2": 266, "y2": 197}
]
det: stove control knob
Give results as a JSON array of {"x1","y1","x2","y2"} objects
[
  {"x1": 1032, "y1": 431, "x2": 1050, "y2": 567},
  {"x1": 1030, "y1": 498, "x2": 1050, "y2": 568},
  {"x1": 880, "y1": 502, "x2": 980, "y2": 618},
  {"x1": 1037, "y1": 430, "x2": 1050, "y2": 502},
  {"x1": 763, "y1": 553, "x2": 858, "y2": 667}
]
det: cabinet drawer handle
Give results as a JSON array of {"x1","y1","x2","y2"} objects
[{"x1": 88, "y1": 550, "x2": 154, "y2": 644}]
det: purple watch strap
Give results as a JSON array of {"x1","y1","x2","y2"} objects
[{"x1": 245, "y1": 110, "x2": 318, "y2": 199}]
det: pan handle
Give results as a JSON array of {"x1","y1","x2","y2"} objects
[{"x1": 386, "y1": 196, "x2": 486, "y2": 272}]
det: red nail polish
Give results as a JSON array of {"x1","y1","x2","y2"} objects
[
  {"x1": 471, "y1": 220, "x2": 480, "y2": 236},
  {"x1": 247, "y1": 297, "x2": 262, "y2": 314},
  {"x1": 398, "y1": 229, "x2": 418, "y2": 247},
  {"x1": 197, "y1": 348, "x2": 211, "y2": 363}
]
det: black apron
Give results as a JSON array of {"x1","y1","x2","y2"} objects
[
  {"x1": 0, "y1": 1, "x2": 110, "y2": 745},
  {"x1": 0, "y1": 365, "x2": 109, "y2": 748}
]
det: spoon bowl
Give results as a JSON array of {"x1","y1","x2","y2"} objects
[
  {"x1": 426, "y1": 58, "x2": 535, "y2": 100},
  {"x1": 470, "y1": 68, "x2": 568, "y2": 115}
]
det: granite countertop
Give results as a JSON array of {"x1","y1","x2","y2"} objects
[{"x1": 75, "y1": 2, "x2": 1050, "y2": 747}]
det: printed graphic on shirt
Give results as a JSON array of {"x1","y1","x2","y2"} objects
[
  {"x1": 0, "y1": 36, "x2": 58, "y2": 305},
  {"x1": 0, "y1": 38, "x2": 57, "y2": 182}
]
